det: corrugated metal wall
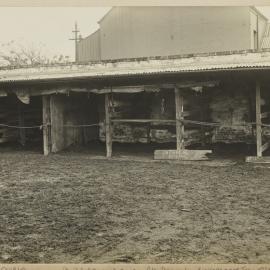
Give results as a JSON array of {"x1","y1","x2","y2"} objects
[
  {"x1": 77, "y1": 7, "x2": 268, "y2": 62},
  {"x1": 77, "y1": 30, "x2": 101, "y2": 62},
  {"x1": 99, "y1": 7, "x2": 252, "y2": 60},
  {"x1": 261, "y1": 23, "x2": 270, "y2": 49},
  {"x1": 250, "y1": 8, "x2": 268, "y2": 49}
]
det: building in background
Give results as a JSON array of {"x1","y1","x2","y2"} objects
[
  {"x1": 2, "y1": 7, "x2": 270, "y2": 160},
  {"x1": 78, "y1": 6, "x2": 269, "y2": 62}
]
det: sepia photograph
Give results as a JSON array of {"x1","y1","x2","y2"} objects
[{"x1": 0, "y1": 1, "x2": 270, "y2": 265}]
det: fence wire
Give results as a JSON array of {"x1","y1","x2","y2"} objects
[
  {"x1": 0, "y1": 123, "x2": 102, "y2": 129},
  {"x1": 0, "y1": 119, "x2": 270, "y2": 129}
]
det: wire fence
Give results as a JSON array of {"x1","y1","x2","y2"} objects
[
  {"x1": 0, "y1": 119, "x2": 270, "y2": 130},
  {"x1": 0, "y1": 123, "x2": 101, "y2": 130},
  {"x1": 181, "y1": 119, "x2": 270, "y2": 128}
]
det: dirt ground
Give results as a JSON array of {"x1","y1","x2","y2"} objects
[{"x1": 0, "y1": 144, "x2": 270, "y2": 263}]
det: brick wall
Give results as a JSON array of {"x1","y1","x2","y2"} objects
[
  {"x1": 96, "y1": 84, "x2": 270, "y2": 145},
  {"x1": 98, "y1": 90, "x2": 204, "y2": 145},
  {"x1": 209, "y1": 84, "x2": 255, "y2": 143}
]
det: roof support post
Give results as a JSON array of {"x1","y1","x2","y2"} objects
[
  {"x1": 18, "y1": 103, "x2": 26, "y2": 146},
  {"x1": 42, "y1": 95, "x2": 51, "y2": 156},
  {"x1": 105, "y1": 93, "x2": 112, "y2": 158},
  {"x1": 175, "y1": 87, "x2": 184, "y2": 151},
  {"x1": 256, "y1": 81, "x2": 262, "y2": 157}
]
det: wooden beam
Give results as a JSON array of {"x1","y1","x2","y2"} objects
[
  {"x1": 30, "y1": 88, "x2": 68, "y2": 96},
  {"x1": 256, "y1": 81, "x2": 262, "y2": 157},
  {"x1": 111, "y1": 119, "x2": 176, "y2": 124},
  {"x1": 175, "y1": 87, "x2": 184, "y2": 150},
  {"x1": 97, "y1": 86, "x2": 145, "y2": 94},
  {"x1": 105, "y1": 93, "x2": 112, "y2": 158},
  {"x1": 25, "y1": 81, "x2": 219, "y2": 97},
  {"x1": 31, "y1": 88, "x2": 88, "y2": 96},
  {"x1": 42, "y1": 95, "x2": 51, "y2": 156},
  {"x1": 175, "y1": 80, "x2": 219, "y2": 89}
]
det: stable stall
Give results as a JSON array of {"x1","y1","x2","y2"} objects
[{"x1": 0, "y1": 49, "x2": 270, "y2": 161}]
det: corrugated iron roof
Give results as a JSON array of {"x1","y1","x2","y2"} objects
[{"x1": 1, "y1": 49, "x2": 270, "y2": 83}]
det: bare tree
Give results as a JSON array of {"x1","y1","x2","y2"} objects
[{"x1": 0, "y1": 40, "x2": 71, "y2": 67}]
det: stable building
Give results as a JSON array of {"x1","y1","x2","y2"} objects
[
  {"x1": 1, "y1": 7, "x2": 270, "y2": 161},
  {"x1": 0, "y1": 50, "x2": 270, "y2": 161}
]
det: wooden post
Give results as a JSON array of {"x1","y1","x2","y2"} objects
[
  {"x1": 105, "y1": 93, "x2": 112, "y2": 158},
  {"x1": 256, "y1": 81, "x2": 262, "y2": 157},
  {"x1": 50, "y1": 96, "x2": 66, "y2": 153},
  {"x1": 42, "y1": 95, "x2": 51, "y2": 156},
  {"x1": 175, "y1": 87, "x2": 184, "y2": 150},
  {"x1": 18, "y1": 103, "x2": 26, "y2": 146}
]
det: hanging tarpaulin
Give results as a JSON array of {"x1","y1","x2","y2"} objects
[
  {"x1": 90, "y1": 85, "x2": 160, "y2": 94},
  {"x1": 15, "y1": 90, "x2": 30, "y2": 104}
]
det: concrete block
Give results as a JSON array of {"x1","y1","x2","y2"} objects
[
  {"x1": 245, "y1": 156, "x2": 270, "y2": 163},
  {"x1": 154, "y1": 149, "x2": 212, "y2": 160}
]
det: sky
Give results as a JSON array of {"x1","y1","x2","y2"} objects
[
  {"x1": 0, "y1": 7, "x2": 111, "y2": 61},
  {"x1": 0, "y1": 6, "x2": 269, "y2": 62}
]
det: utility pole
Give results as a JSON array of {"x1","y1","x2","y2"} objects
[{"x1": 69, "y1": 21, "x2": 81, "y2": 63}]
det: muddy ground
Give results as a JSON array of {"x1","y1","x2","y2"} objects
[{"x1": 0, "y1": 144, "x2": 270, "y2": 263}]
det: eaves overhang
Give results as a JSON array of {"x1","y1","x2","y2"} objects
[{"x1": 1, "y1": 49, "x2": 270, "y2": 84}]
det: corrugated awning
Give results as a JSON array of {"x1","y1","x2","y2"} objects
[{"x1": 0, "y1": 49, "x2": 270, "y2": 83}]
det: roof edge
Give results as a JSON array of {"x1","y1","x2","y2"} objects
[
  {"x1": 98, "y1": 7, "x2": 114, "y2": 24},
  {"x1": 78, "y1": 28, "x2": 100, "y2": 43},
  {"x1": 251, "y1": 6, "x2": 269, "y2": 21},
  {"x1": 1, "y1": 48, "x2": 270, "y2": 71}
]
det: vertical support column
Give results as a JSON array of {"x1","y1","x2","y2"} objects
[
  {"x1": 175, "y1": 87, "x2": 184, "y2": 151},
  {"x1": 18, "y1": 103, "x2": 26, "y2": 146},
  {"x1": 256, "y1": 81, "x2": 262, "y2": 157},
  {"x1": 199, "y1": 92, "x2": 205, "y2": 146},
  {"x1": 42, "y1": 95, "x2": 51, "y2": 156},
  {"x1": 50, "y1": 95, "x2": 66, "y2": 153},
  {"x1": 105, "y1": 93, "x2": 112, "y2": 158}
]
